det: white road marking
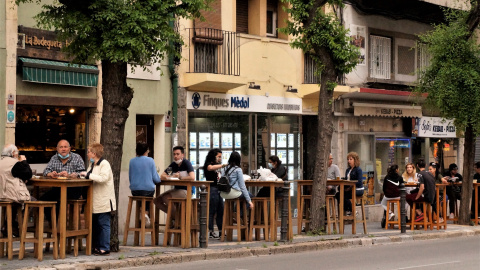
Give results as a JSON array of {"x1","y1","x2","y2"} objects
[{"x1": 396, "y1": 261, "x2": 461, "y2": 269}]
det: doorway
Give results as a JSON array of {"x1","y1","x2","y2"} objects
[{"x1": 136, "y1": 115, "x2": 155, "y2": 158}]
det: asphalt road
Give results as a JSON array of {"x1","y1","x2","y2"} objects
[{"x1": 124, "y1": 236, "x2": 480, "y2": 270}]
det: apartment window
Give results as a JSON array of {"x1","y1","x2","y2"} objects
[
  {"x1": 370, "y1": 35, "x2": 391, "y2": 79},
  {"x1": 266, "y1": 10, "x2": 277, "y2": 37},
  {"x1": 304, "y1": 53, "x2": 319, "y2": 84},
  {"x1": 418, "y1": 43, "x2": 431, "y2": 76},
  {"x1": 194, "y1": 42, "x2": 218, "y2": 73}
]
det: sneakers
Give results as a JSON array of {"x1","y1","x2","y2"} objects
[
  {"x1": 415, "y1": 213, "x2": 424, "y2": 222},
  {"x1": 144, "y1": 214, "x2": 151, "y2": 228},
  {"x1": 389, "y1": 212, "x2": 395, "y2": 221},
  {"x1": 449, "y1": 213, "x2": 455, "y2": 219},
  {"x1": 209, "y1": 232, "x2": 219, "y2": 239}
]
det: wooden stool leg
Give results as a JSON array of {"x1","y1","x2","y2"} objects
[
  {"x1": 123, "y1": 197, "x2": 133, "y2": 245},
  {"x1": 37, "y1": 206, "x2": 45, "y2": 262},
  {"x1": 6, "y1": 205, "x2": 13, "y2": 260},
  {"x1": 326, "y1": 198, "x2": 332, "y2": 234},
  {"x1": 134, "y1": 201, "x2": 140, "y2": 246},
  {"x1": 19, "y1": 204, "x2": 29, "y2": 260},
  {"x1": 140, "y1": 198, "x2": 146, "y2": 247},
  {"x1": 73, "y1": 203, "x2": 80, "y2": 256},
  {"x1": 264, "y1": 201, "x2": 269, "y2": 241},
  {"x1": 150, "y1": 200, "x2": 155, "y2": 246},
  {"x1": 51, "y1": 206, "x2": 58, "y2": 260},
  {"x1": 221, "y1": 201, "x2": 227, "y2": 242},
  {"x1": 163, "y1": 201, "x2": 173, "y2": 247}
]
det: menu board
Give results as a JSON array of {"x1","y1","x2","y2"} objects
[
  {"x1": 235, "y1": 133, "x2": 241, "y2": 148},
  {"x1": 213, "y1": 133, "x2": 220, "y2": 148},
  {"x1": 277, "y1": 133, "x2": 287, "y2": 148},
  {"x1": 199, "y1": 133, "x2": 210, "y2": 149},
  {"x1": 189, "y1": 150, "x2": 197, "y2": 166},
  {"x1": 189, "y1": 132, "x2": 197, "y2": 148},
  {"x1": 288, "y1": 134, "x2": 294, "y2": 148},
  {"x1": 222, "y1": 133, "x2": 233, "y2": 148},
  {"x1": 271, "y1": 133, "x2": 275, "y2": 147},
  {"x1": 199, "y1": 150, "x2": 208, "y2": 167},
  {"x1": 277, "y1": 150, "x2": 287, "y2": 164}
]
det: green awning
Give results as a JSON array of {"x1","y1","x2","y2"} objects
[{"x1": 19, "y1": 57, "x2": 99, "y2": 87}]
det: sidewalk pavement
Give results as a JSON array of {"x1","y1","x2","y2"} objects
[{"x1": 3, "y1": 221, "x2": 480, "y2": 270}]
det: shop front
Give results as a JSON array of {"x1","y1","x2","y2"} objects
[
  {"x1": 15, "y1": 26, "x2": 99, "y2": 165},
  {"x1": 186, "y1": 91, "x2": 302, "y2": 204}
]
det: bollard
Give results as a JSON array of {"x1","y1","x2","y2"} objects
[
  {"x1": 199, "y1": 185, "x2": 208, "y2": 248},
  {"x1": 399, "y1": 181, "x2": 406, "y2": 233},
  {"x1": 281, "y1": 181, "x2": 290, "y2": 242}
]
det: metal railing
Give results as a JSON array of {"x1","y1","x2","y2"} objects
[
  {"x1": 187, "y1": 28, "x2": 240, "y2": 76},
  {"x1": 304, "y1": 53, "x2": 320, "y2": 84}
]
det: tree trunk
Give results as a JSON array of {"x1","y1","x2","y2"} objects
[
  {"x1": 459, "y1": 124, "x2": 475, "y2": 224},
  {"x1": 100, "y1": 61, "x2": 134, "y2": 252},
  {"x1": 310, "y1": 54, "x2": 337, "y2": 232}
]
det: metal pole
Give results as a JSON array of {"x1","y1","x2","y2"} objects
[
  {"x1": 199, "y1": 185, "x2": 208, "y2": 248},
  {"x1": 281, "y1": 181, "x2": 290, "y2": 242},
  {"x1": 400, "y1": 181, "x2": 406, "y2": 233}
]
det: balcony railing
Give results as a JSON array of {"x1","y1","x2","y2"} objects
[
  {"x1": 187, "y1": 28, "x2": 240, "y2": 76},
  {"x1": 304, "y1": 53, "x2": 319, "y2": 84}
]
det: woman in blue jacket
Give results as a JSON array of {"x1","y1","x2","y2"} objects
[
  {"x1": 219, "y1": 152, "x2": 254, "y2": 209},
  {"x1": 335, "y1": 151, "x2": 363, "y2": 215}
]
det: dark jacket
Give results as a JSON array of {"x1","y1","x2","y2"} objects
[
  {"x1": 272, "y1": 164, "x2": 287, "y2": 180},
  {"x1": 345, "y1": 166, "x2": 363, "y2": 189},
  {"x1": 383, "y1": 173, "x2": 403, "y2": 198}
]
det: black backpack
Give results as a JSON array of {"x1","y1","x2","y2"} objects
[{"x1": 218, "y1": 166, "x2": 235, "y2": 193}]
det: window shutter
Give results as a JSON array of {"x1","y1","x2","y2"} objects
[{"x1": 370, "y1": 35, "x2": 391, "y2": 79}]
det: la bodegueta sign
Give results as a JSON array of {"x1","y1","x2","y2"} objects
[
  {"x1": 18, "y1": 26, "x2": 70, "y2": 51},
  {"x1": 24, "y1": 34, "x2": 71, "y2": 50}
]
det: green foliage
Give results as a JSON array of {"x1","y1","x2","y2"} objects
[
  {"x1": 118, "y1": 254, "x2": 125, "y2": 260},
  {"x1": 280, "y1": 0, "x2": 360, "y2": 78},
  {"x1": 416, "y1": 8, "x2": 480, "y2": 135},
  {"x1": 16, "y1": 0, "x2": 211, "y2": 67},
  {"x1": 273, "y1": 241, "x2": 279, "y2": 246}
]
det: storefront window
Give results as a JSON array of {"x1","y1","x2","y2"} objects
[
  {"x1": 16, "y1": 105, "x2": 87, "y2": 164},
  {"x1": 375, "y1": 138, "x2": 411, "y2": 179}
]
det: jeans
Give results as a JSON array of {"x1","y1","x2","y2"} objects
[
  {"x1": 93, "y1": 212, "x2": 111, "y2": 252},
  {"x1": 209, "y1": 186, "x2": 224, "y2": 232},
  {"x1": 131, "y1": 190, "x2": 155, "y2": 212}
]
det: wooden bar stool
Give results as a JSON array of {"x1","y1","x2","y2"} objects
[
  {"x1": 221, "y1": 198, "x2": 248, "y2": 242},
  {"x1": 354, "y1": 197, "x2": 368, "y2": 234},
  {"x1": 249, "y1": 198, "x2": 269, "y2": 241},
  {"x1": 326, "y1": 195, "x2": 338, "y2": 234},
  {"x1": 163, "y1": 198, "x2": 186, "y2": 247},
  {"x1": 66, "y1": 199, "x2": 86, "y2": 256},
  {"x1": 299, "y1": 195, "x2": 312, "y2": 233},
  {"x1": 385, "y1": 199, "x2": 401, "y2": 230},
  {"x1": 411, "y1": 201, "x2": 432, "y2": 231},
  {"x1": 19, "y1": 201, "x2": 58, "y2": 261},
  {"x1": 0, "y1": 202, "x2": 23, "y2": 260},
  {"x1": 123, "y1": 196, "x2": 155, "y2": 247}
]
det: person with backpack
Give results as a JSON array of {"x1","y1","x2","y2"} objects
[
  {"x1": 381, "y1": 164, "x2": 404, "y2": 223},
  {"x1": 406, "y1": 160, "x2": 436, "y2": 222},
  {"x1": 219, "y1": 152, "x2": 253, "y2": 209}
]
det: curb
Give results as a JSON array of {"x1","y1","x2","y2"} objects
[{"x1": 20, "y1": 228, "x2": 480, "y2": 270}]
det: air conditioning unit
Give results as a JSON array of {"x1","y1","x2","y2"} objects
[{"x1": 17, "y1": 33, "x2": 25, "y2": 49}]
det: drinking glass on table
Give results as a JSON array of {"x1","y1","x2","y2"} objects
[{"x1": 166, "y1": 167, "x2": 173, "y2": 176}]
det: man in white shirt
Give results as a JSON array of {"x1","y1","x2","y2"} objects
[{"x1": 327, "y1": 154, "x2": 341, "y2": 195}]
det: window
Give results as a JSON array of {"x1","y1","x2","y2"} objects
[
  {"x1": 370, "y1": 35, "x2": 391, "y2": 79},
  {"x1": 418, "y1": 43, "x2": 431, "y2": 77},
  {"x1": 304, "y1": 53, "x2": 319, "y2": 84},
  {"x1": 194, "y1": 42, "x2": 218, "y2": 73},
  {"x1": 266, "y1": 10, "x2": 277, "y2": 37}
]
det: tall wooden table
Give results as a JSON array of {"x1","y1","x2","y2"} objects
[
  {"x1": 295, "y1": 180, "x2": 356, "y2": 235},
  {"x1": 30, "y1": 178, "x2": 93, "y2": 259},
  {"x1": 155, "y1": 180, "x2": 211, "y2": 248},
  {"x1": 245, "y1": 180, "x2": 292, "y2": 241}
]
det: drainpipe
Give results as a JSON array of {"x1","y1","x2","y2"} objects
[{"x1": 169, "y1": 18, "x2": 178, "y2": 135}]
